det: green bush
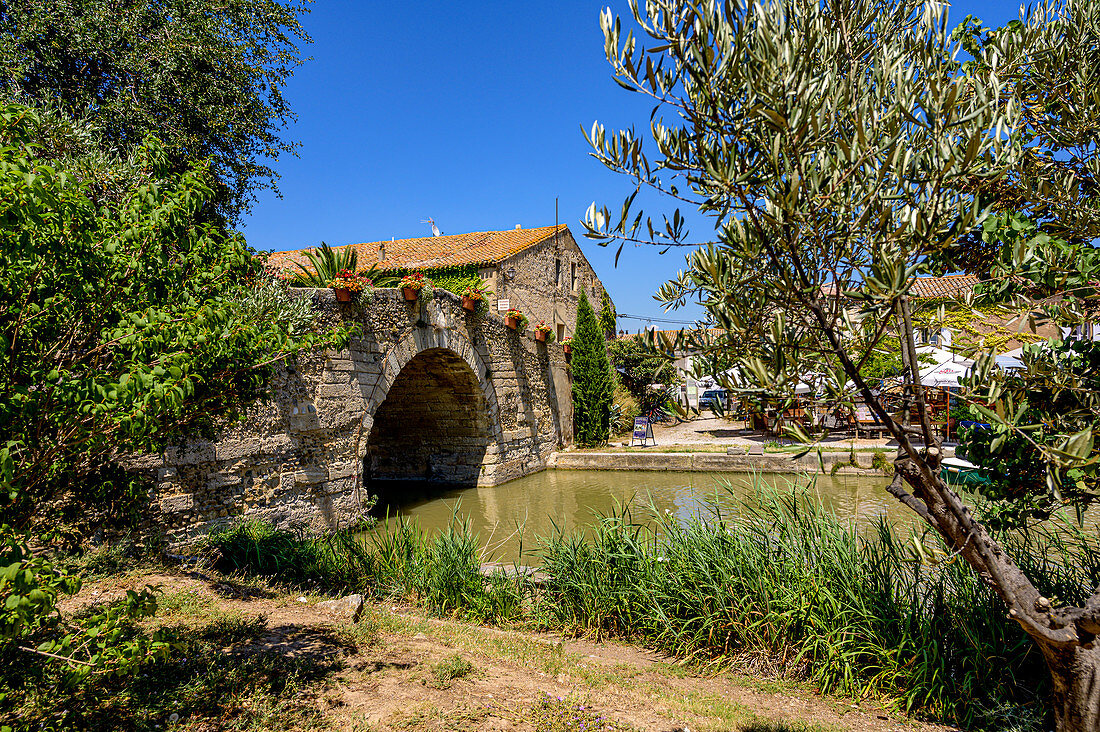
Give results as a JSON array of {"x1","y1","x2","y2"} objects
[
  {"x1": 203, "y1": 515, "x2": 524, "y2": 625},
  {"x1": 202, "y1": 520, "x2": 375, "y2": 592},
  {"x1": 870, "y1": 450, "x2": 893, "y2": 475}
]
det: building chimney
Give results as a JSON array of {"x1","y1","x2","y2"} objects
[
  {"x1": 378, "y1": 243, "x2": 385, "y2": 262},
  {"x1": 515, "y1": 224, "x2": 522, "y2": 229}
]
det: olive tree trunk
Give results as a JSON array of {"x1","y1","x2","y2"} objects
[{"x1": 1041, "y1": 643, "x2": 1100, "y2": 731}]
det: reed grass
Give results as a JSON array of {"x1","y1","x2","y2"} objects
[
  {"x1": 203, "y1": 480, "x2": 1100, "y2": 730},
  {"x1": 536, "y1": 479, "x2": 1088, "y2": 730},
  {"x1": 203, "y1": 513, "x2": 524, "y2": 624}
]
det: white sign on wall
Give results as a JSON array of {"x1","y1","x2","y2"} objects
[{"x1": 497, "y1": 298, "x2": 510, "y2": 312}]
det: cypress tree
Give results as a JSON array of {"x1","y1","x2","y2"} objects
[{"x1": 572, "y1": 291, "x2": 614, "y2": 446}]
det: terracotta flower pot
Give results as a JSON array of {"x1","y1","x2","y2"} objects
[
  {"x1": 402, "y1": 286, "x2": 419, "y2": 302},
  {"x1": 334, "y1": 287, "x2": 352, "y2": 302},
  {"x1": 505, "y1": 316, "x2": 519, "y2": 330},
  {"x1": 535, "y1": 330, "x2": 549, "y2": 342},
  {"x1": 562, "y1": 343, "x2": 572, "y2": 354},
  {"x1": 461, "y1": 295, "x2": 479, "y2": 312}
]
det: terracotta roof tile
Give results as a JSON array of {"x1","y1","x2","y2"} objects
[
  {"x1": 908, "y1": 273, "x2": 981, "y2": 299},
  {"x1": 822, "y1": 274, "x2": 981, "y2": 300},
  {"x1": 266, "y1": 224, "x2": 568, "y2": 277}
]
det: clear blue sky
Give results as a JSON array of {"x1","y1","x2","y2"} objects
[{"x1": 241, "y1": 1, "x2": 1020, "y2": 330}]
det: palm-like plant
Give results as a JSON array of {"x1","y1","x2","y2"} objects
[
  {"x1": 287, "y1": 242, "x2": 358, "y2": 287},
  {"x1": 285, "y1": 242, "x2": 400, "y2": 289}
]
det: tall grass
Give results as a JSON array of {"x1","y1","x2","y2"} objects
[
  {"x1": 202, "y1": 482, "x2": 1100, "y2": 730},
  {"x1": 537, "y1": 482, "x2": 1094, "y2": 730},
  {"x1": 203, "y1": 514, "x2": 523, "y2": 623}
]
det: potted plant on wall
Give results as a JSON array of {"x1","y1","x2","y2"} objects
[
  {"x1": 504, "y1": 308, "x2": 528, "y2": 331},
  {"x1": 460, "y1": 283, "x2": 488, "y2": 312},
  {"x1": 330, "y1": 269, "x2": 369, "y2": 301},
  {"x1": 561, "y1": 336, "x2": 573, "y2": 355},
  {"x1": 533, "y1": 321, "x2": 554, "y2": 342},
  {"x1": 398, "y1": 272, "x2": 430, "y2": 301}
]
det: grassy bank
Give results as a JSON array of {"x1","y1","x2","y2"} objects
[{"x1": 197, "y1": 484, "x2": 1100, "y2": 731}]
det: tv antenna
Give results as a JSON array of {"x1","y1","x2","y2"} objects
[{"x1": 421, "y1": 218, "x2": 443, "y2": 237}]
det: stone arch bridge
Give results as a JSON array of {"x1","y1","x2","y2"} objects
[{"x1": 144, "y1": 289, "x2": 573, "y2": 545}]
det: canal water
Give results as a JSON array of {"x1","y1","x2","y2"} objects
[{"x1": 369, "y1": 469, "x2": 906, "y2": 561}]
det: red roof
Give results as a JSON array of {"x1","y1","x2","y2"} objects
[
  {"x1": 267, "y1": 225, "x2": 566, "y2": 276},
  {"x1": 823, "y1": 274, "x2": 981, "y2": 300},
  {"x1": 908, "y1": 273, "x2": 981, "y2": 299}
]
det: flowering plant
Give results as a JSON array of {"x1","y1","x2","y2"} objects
[
  {"x1": 561, "y1": 336, "x2": 573, "y2": 347},
  {"x1": 504, "y1": 308, "x2": 528, "y2": 329},
  {"x1": 399, "y1": 272, "x2": 431, "y2": 291},
  {"x1": 329, "y1": 269, "x2": 369, "y2": 292},
  {"x1": 461, "y1": 283, "x2": 487, "y2": 300}
]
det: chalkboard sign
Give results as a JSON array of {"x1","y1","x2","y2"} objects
[{"x1": 631, "y1": 416, "x2": 655, "y2": 446}]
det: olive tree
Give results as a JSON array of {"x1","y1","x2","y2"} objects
[{"x1": 583, "y1": 1, "x2": 1100, "y2": 729}]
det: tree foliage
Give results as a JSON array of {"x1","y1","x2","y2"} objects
[
  {"x1": 584, "y1": 1, "x2": 1100, "y2": 728},
  {"x1": 0, "y1": 0, "x2": 311, "y2": 221},
  {"x1": 571, "y1": 291, "x2": 613, "y2": 446},
  {"x1": 607, "y1": 335, "x2": 676, "y2": 412},
  {"x1": 0, "y1": 104, "x2": 347, "y2": 534}
]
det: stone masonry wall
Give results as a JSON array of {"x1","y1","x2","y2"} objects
[
  {"x1": 138, "y1": 288, "x2": 574, "y2": 547},
  {"x1": 484, "y1": 229, "x2": 611, "y2": 342}
]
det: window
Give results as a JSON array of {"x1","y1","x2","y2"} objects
[
  {"x1": 557, "y1": 323, "x2": 566, "y2": 341},
  {"x1": 570, "y1": 262, "x2": 578, "y2": 292},
  {"x1": 555, "y1": 258, "x2": 561, "y2": 287}
]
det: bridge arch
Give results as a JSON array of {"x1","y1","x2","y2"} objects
[{"x1": 356, "y1": 321, "x2": 501, "y2": 508}]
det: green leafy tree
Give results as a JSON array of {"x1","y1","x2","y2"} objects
[
  {"x1": 583, "y1": 1, "x2": 1100, "y2": 728},
  {"x1": 0, "y1": 0, "x2": 311, "y2": 221},
  {"x1": 0, "y1": 527, "x2": 168, "y2": 709},
  {"x1": 607, "y1": 336, "x2": 676, "y2": 413},
  {"x1": 0, "y1": 104, "x2": 347, "y2": 534},
  {"x1": 571, "y1": 292, "x2": 613, "y2": 446}
]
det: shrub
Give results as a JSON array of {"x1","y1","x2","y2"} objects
[
  {"x1": 871, "y1": 450, "x2": 893, "y2": 474},
  {"x1": 429, "y1": 654, "x2": 474, "y2": 688}
]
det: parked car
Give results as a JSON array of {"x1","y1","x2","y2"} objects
[{"x1": 699, "y1": 389, "x2": 727, "y2": 412}]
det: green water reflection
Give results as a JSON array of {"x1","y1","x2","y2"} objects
[{"x1": 368, "y1": 469, "x2": 906, "y2": 561}]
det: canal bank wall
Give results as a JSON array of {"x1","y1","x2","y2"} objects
[{"x1": 548, "y1": 450, "x2": 897, "y2": 476}]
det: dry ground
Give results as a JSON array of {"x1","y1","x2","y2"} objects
[{"x1": 63, "y1": 568, "x2": 961, "y2": 732}]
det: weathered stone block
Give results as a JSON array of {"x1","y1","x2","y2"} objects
[
  {"x1": 215, "y1": 440, "x2": 256, "y2": 461},
  {"x1": 176, "y1": 442, "x2": 215, "y2": 465},
  {"x1": 159, "y1": 493, "x2": 194, "y2": 514},
  {"x1": 294, "y1": 467, "x2": 327, "y2": 485}
]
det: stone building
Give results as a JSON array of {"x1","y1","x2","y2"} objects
[{"x1": 267, "y1": 224, "x2": 611, "y2": 343}]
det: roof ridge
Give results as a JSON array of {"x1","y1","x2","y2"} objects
[{"x1": 266, "y1": 224, "x2": 571, "y2": 276}]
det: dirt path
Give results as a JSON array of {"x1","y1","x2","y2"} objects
[{"x1": 70, "y1": 569, "x2": 957, "y2": 732}]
